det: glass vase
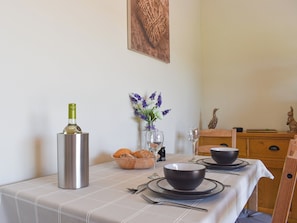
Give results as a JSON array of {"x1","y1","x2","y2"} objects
[
  {"x1": 145, "y1": 121, "x2": 155, "y2": 131},
  {"x1": 143, "y1": 122, "x2": 155, "y2": 149}
]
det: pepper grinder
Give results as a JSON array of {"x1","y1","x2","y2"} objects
[{"x1": 158, "y1": 146, "x2": 166, "y2": 161}]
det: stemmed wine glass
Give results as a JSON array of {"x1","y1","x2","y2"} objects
[
  {"x1": 188, "y1": 128, "x2": 200, "y2": 162},
  {"x1": 146, "y1": 129, "x2": 164, "y2": 169}
]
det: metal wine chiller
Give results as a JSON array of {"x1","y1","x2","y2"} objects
[{"x1": 57, "y1": 133, "x2": 89, "y2": 189}]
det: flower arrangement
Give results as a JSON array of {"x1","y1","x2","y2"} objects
[{"x1": 129, "y1": 91, "x2": 171, "y2": 130}]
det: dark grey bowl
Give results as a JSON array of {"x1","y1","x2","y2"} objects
[
  {"x1": 210, "y1": 147, "x2": 239, "y2": 165},
  {"x1": 163, "y1": 163, "x2": 206, "y2": 190}
]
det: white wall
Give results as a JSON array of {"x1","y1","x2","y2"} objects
[
  {"x1": 4, "y1": 0, "x2": 296, "y2": 186},
  {"x1": 0, "y1": 0, "x2": 201, "y2": 185},
  {"x1": 200, "y1": 0, "x2": 297, "y2": 130}
]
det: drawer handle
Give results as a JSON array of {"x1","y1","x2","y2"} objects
[
  {"x1": 268, "y1": 145, "x2": 280, "y2": 151},
  {"x1": 220, "y1": 143, "x2": 228, "y2": 147},
  {"x1": 287, "y1": 173, "x2": 293, "y2": 179}
]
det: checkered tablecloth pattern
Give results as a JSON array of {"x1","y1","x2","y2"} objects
[{"x1": 0, "y1": 154, "x2": 273, "y2": 223}]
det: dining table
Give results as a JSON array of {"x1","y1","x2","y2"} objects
[{"x1": 0, "y1": 154, "x2": 273, "y2": 223}]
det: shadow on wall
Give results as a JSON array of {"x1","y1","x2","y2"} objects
[
  {"x1": 92, "y1": 152, "x2": 114, "y2": 164},
  {"x1": 174, "y1": 131, "x2": 187, "y2": 154},
  {"x1": 30, "y1": 108, "x2": 51, "y2": 178},
  {"x1": 34, "y1": 136, "x2": 44, "y2": 177}
]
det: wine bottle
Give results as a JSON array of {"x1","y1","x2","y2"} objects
[{"x1": 63, "y1": 103, "x2": 82, "y2": 134}]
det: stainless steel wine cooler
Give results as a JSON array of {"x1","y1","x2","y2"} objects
[{"x1": 57, "y1": 133, "x2": 89, "y2": 189}]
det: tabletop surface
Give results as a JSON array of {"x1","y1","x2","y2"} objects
[{"x1": 0, "y1": 154, "x2": 273, "y2": 223}]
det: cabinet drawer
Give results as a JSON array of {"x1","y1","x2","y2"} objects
[
  {"x1": 199, "y1": 137, "x2": 232, "y2": 147},
  {"x1": 199, "y1": 137, "x2": 246, "y2": 157},
  {"x1": 237, "y1": 138, "x2": 247, "y2": 157},
  {"x1": 249, "y1": 139, "x2": 289, "y2": 159}
]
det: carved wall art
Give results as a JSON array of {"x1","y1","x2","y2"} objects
[{"x1": 127, "y1": 0, "x2": 170, "y2": 63}]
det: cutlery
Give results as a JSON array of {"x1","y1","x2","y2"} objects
[
  {"x1": 127, "y1": 175, "x2": 162, "y2": 194},
  {"x1": 148, "y1": 173, "x2": 160, "y2": 179},
  {"x1": 141, "y1": 194, "x2": 208, "y2": 212},
  {"x1": 127, "y1": 183, "x2": 147, "y2": 194}
]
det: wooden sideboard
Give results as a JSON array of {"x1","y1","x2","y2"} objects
[{"x1": 199, "y1": 131, "x2": 297, "y2": 223}]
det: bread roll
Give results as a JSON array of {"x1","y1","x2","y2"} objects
[
  {"x1": 133, "y1": 149, "x2": 154, "y2": 158},
  {"x1": 113, "y1": 148, "x2": 133, "y2": 158},
  {"x1": 113, "y1": 149, "x2": 154, "y2": 169},
  {"x1": 119, "y1": 153, "x2": 135, "y2": 159}
]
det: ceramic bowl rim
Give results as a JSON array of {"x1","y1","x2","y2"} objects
[
  {"x1": 210, "y1": 147, "x2": 239, "y2": 152},
  {"x1": 164, "y1": 163, "x2": 206, "y2": 171}
]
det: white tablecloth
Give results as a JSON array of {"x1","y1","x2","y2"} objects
[{"x1": 0, "y1": 154, "x2": 273, "y2": 223}]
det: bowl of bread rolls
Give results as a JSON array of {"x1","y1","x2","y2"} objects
[{"x1": 112, "y1": 148, "x2": 155, "y2": 169}]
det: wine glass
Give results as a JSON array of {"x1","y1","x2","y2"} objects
[
  {"x1": 146, "y1": 129, "x2": 164, "y2": 169},
  {"x1": 188, "y1": 128, "x2": 200, "y2": 162}
]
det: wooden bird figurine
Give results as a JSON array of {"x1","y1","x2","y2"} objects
[
  {"x1": 208, "y1": 108, "x2": 219, "y2": 129},
  {"x1": 287, "y1": 106, "x2": 297, "y2": 132}
]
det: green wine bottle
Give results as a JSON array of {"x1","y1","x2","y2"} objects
[{"x1": 63, "y1": 103, "x2": 82, "y2": 134}]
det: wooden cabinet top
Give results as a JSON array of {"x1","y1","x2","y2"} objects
[{"x1": 237, "y1": 131, "x2": 296, "y2": 138}]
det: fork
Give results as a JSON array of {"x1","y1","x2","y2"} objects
[
  {"x1": 141, "y1": 194, "x2": 208, "y2": 212},
  {"x1": 127, "y1": 183, "x2": 147, "y2": 194}
]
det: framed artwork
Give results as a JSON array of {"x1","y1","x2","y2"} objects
[{"x1": 127, "y1": 0, "x2": 170, "y2": 63}]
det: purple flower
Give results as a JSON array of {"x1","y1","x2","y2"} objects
[
  {"x1": 134, "y1": 93, "x2": 141, "y2": 101},
  {"x1": 140, "y1": 114, "x2": 148, "y2": 121},
  {"x1": 149, "y1": 92, "x2": 156, "y2": 100},
  {"x1": 162, "y1": 109, "x2": 171, "y2": 116},
  {"x1": 129, "y1": 95, "x2": 138, "y2": 104},
  {"x1": 129, "y1": 91, "x2": 171, "y2": 128},
  {"x1": 156, "y1": 93, "x2": 162, "y2": 107},
  {"x1": 133, "y1": 93, "x2": 142, "y2": 100},
  {"x1": 142, "y1": 99, "x2": 148, "y2": 108}
]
